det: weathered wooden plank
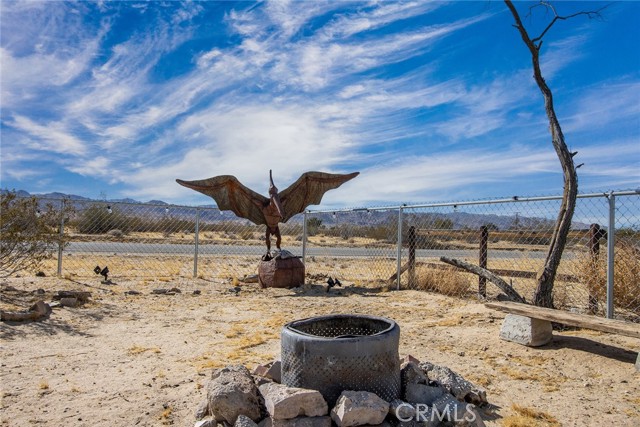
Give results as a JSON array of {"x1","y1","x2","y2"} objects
[{"x1": 485, "y1": 301, "x2": 640, "y2": 339}]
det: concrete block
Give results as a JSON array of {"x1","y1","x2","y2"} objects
[{"x1": 499, "y1": 314, "x2": 552, "y2": 347}]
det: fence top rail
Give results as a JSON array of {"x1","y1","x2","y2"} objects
[
  {"x1": 306, "y1": 189, "x2": 640, "y2": 214},
  {"x1": 15, "y1": 189, "x2": 639, "y2": 213}
]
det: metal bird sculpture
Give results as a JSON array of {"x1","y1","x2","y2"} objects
[{"x1": 176, "y1": 170, "x2": 359, "y2": 254}]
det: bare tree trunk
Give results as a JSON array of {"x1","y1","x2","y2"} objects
[{"x1": 505, "y1": 1, "x2": 579, "y2": 308}]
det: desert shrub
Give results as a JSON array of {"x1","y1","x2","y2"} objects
[
  {"x1": 412, "y1": 267, "x2": 472, "y2": 297},
  {"x1": 571, "y1": 240, "x2": 640, "y2": 316},
  {"x1": 366, "y1": 225, "x2": 393, "y2": 241},
  {"x1": 0, "y1": 192, "x2": 63, "y2": 277},
  {"x1": 107, "y1": 229, "x2": 125, "y2": 238},
  {"x1": 306, "y1": 217, "x2": 323, "y2": 236},
  {"x1": 74, "y1": 204, "x2": 130, "y2": 234},
  {"x1": 240, "y1": 230, "x2": 254, "y2": 240}
]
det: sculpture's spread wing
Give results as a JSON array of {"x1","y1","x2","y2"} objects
[
  {"x1": 176, "y1": 176, "x2": 269, "y2": 226},
  {"x1": 279, "y1": 171, "x2": 359, "y2": 222}
]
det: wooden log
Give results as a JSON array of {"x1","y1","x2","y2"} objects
[
  {"x1": 408, "y1": 226, "x2": 416, "y2": 289},
  {"x1": 1, "y1": 301, "x2": 52, "y2": 322},
  {"x1": 440, "y1": 256, "x2": 526, "y2": 303},
  {"x1": 479, "y1": 226, "x2": 488, "y2": 298},
  {"x1": 486, "y1": 301, "x2": 640, "y2": 339}
]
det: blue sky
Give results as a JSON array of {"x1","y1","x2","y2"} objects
[{"x1": 1, "y1": 1, "x2": 638, "y2": 208}]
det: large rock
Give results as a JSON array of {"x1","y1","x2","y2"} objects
[
  {"x1": 259, "y1": 416, "x2": 332, "y2": 427},
  {"x1": 330, "y1": 391, "x2": 389, "y2": 427},
  {"x1": 404, "y1": 383, "x2": 444, "y2": 406},
  {"x1": 254, "y1": 360, "x2": 282, "y2": 383},
  {"x1": 258, "y1": 257, "x2": 305, "y2": 289},
  {"x1": 431, "y1": 394, "x2": 485, "y2": 426},
  {"x1": 235, "y1": 414, "x2": 260, "y2": 427},
  {"x1": 498, "y1": 314, "x2": 552, "y2": 347},
  {"x1": 420, "y1": 363, "x2": 487, "y2": 406},
  {"x1": 389, "y1": 399, "x2": 415, "y2": 422},
  {"x1": 207, "y1": 365, "x2": 262, "y2": 424},
  {"x1": 400, "y1": 361, "x2": 428, "y2": 399},
  {"x1": 259, "y1": 382, "x2": 328, "y2": 420}
]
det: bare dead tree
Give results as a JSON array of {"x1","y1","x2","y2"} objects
[{"x1": 504, "y1": 1, "x2": 606, "y2": 307}]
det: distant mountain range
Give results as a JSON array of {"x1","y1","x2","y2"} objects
[
  {"x1": 8, "y1": 189, "x2": 180, "y2": 206},
  {"x1": 5, "y1": 189, "x2": 590, "y2": 230}
]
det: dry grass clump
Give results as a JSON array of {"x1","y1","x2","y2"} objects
[
  {"x1": 570, "y1": 240, "x2": 640, "y2": 316},
  {"x1": 127, "y1": 345, "x2": 161, "y2": 355},
  {"x1": 501, "y1": 404, "x2": 560, "y2": 427},
  {"x1": 413, "y1": 267, "x2": 472, "y2": 297}
]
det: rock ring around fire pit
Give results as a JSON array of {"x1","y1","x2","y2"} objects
[{"x1": 281, "y1": 314, "x2": 401, "y2": 407}]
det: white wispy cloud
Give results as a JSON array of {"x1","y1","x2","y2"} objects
[
  {"x1": 7, "y1": 115, "x2": 86, "y2": 156},
  {"x1": 1, "y1": 0, "x2": 636, "y2": 207}
]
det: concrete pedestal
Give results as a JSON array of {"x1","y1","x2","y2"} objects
[
  {"x1": 499, "y1": 314, "x2": 553, "y2": 347},
  {"x1": 258, "y1": 257, "x2": 305, "y2": 289}
]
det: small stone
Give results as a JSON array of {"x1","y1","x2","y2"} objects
[
  {"x1": 152, "y1": 289, "x2": 168, "y2": 294},
  {"x1": 400, "y1": 361, "x2": 428, "y2": 397},
  {"x1": 195, "y1": 398, "x2": 209, "y2": 420},
  {"x1": 403, "y1": 355, "x2": 420, "y2": 364},
  {"x1": 59, "y1": 297, "x2": 78, "y2": 308},
  {"x1": 420, "y1": 363, "x2": 488, "y2": 406},
  {"x1": 389, "y1": 399, "x2": 415, "y2": 420},
  {"x1": 259, "y1": 416, "x2": 332, "y2": 427},
  {"x1": 404, "y1": 384, "x2": 444, "y2": 406},
  {"x1": 235, "y1": 414, "x2": 259, "y2": 427},
  {"x1": 330, "y1": 391, "x2": 389, "y2": 427},
  {"x1": 254, "y1": 360, "x2": 282, "y2": 383},
  {"x1": 259, "y1": 382, "x2": 328, "y2": 420},
  {"x1": 194, "y1": 419, "x2": 217, "y2": 427},
  {"x1": 193, "y1": 290, "x2": 202, "y2": 295}
]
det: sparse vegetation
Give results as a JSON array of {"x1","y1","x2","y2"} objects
[
  {"x1": 502, "y1": 404, "x2": 560, "y2": 427},
  {"x1": 0, "y1": 191, "x2": 67, "y2": 277},
  {"x1": 413, "y1": 267, "x2": 472, "y2": 297},
  {"x1": 571, "y1": 240, "x2": 640, "y2": 317}
]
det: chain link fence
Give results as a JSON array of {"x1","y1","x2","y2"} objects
[{"x1": 13, "y1": 190, "x2": 639, "y2": 321}]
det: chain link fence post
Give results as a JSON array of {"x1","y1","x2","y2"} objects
[
  {"x1": 479, "y1": 225, "x2": 488, "y2": 298},
  {"x1": 606, "y1": 192, "x2": 616, "y2": 319},
  {"x1": 193, "y1": 207, "x2": 200, "y2": 278},
  {"x1": 57, "y1": 199, "x2": 65, "y2": 277},
  {"x1": 302, "y1": 211, "x2": 307, "y2": 265},
  {"x1": 396, "y1": 206, "x2": 404, "y2": 290}
]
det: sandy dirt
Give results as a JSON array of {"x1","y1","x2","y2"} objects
[{"x1": 1, "y1": 276, "x2": 638, "y2": 427}]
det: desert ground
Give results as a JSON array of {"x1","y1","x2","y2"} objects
[{"x1": 1, "y1": 275, "x2": 638, "y2": 427}]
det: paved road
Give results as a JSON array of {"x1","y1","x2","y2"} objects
[{"x1": 65, "y1": 242, "x2": 548, "y2": 259}]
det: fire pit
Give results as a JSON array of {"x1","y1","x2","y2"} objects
[{"x1": 281, "y1": 314, "x2": 400, "y2": 406}]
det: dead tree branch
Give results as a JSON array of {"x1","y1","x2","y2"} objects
[{"x1": 440, "y1": 256, "x2": 526, "y2": 303}]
